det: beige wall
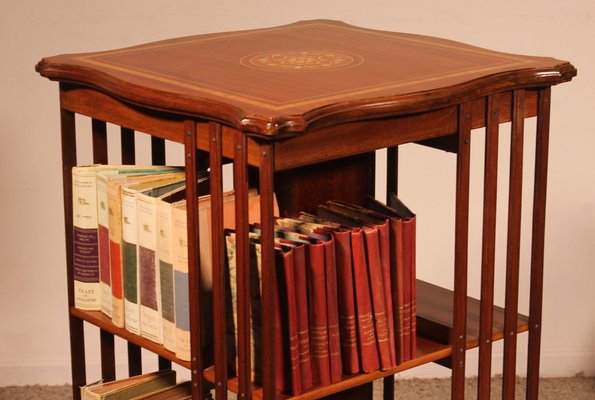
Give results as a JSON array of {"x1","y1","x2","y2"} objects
[{"x1": 1, "y1": 0, "x2": 593, "y2": 385}]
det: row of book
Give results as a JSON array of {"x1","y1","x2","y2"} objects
[
  {"x1": 72, "y1": 165, "x2": 270, "y2": 362},
  {"x1": 80, "y1": 369, "x2": 190, "y2": 400},
  {"x1": 223, "y1": 195, "x2": 417, "y2": 396}
]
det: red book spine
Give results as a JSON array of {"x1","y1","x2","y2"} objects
[
  {"x1": 276, "y1": 249, "x2": 302, "y2": 395},
  {"x1": 292, "y1": 245, "x2": 314, "y2": 390},
  {"x1": 333, "y1": 230, "x2": 359, "y2": 374},
  {"x1": 376, "y1": 220, "x2": 396, "y2": 367},
  {"x1": 401, "y1": 220, "x2": 412, "y2": 361},
  {"x1": 389, "y1": 218, "x2": 405, "y2": 365},
  {"x1": 362, "y1": 227, "x2": 392, "y2": 370},
  {"x1": 351, "y1": 229, "x2": 379, "y2": 373},
  {"x1": 408, "y1": 218, "x2": 417, "y2": 359},
  {"x1": 323, "y1": 237, "x2": 343, "y2": 383},
  {"x1": 306, "y1": 243, "x2": 331, "y2": 386}
]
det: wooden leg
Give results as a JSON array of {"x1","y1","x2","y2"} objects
[
  {"x1": 502, "y1": 90, "x2": 525, "y2": 400},
  {"x1": 383, "y1": 376, "x2": 395, "y2": 400},
  {"x1": 321, "y1": 382, "x2": 374, "y2": 400},
  {"x1": 526, "y1": 87, "x2": 551, "y2": 400}
]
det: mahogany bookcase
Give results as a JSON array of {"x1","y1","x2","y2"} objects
[{"x1": 36, "y1": 20, "x2": 576, "y2": 400}]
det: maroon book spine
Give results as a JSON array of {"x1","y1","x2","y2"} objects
[
  {"x1": 401, "y1": 220, "x2": 412, "y2": 361},
  {"x1": 306, "y1": 242, "x2": 331, "y2": 385},
  {"x1": 277, "y1": 249, "x2": 302, "y2": 395},
  {"x1": 333, "y1": 230, "x2": 359, "y2": 374},
  {"x1": 362, "y1": 227, "x2": 392, "y2": 370},
  {"x1": 389, "y1": 218, "x2": 406, "y2": 365},
  {"x1": 323, "y1": 237, "x2": 343, "y2": 383},
  {"x1": 292, "y1": 244, "x2": 313, "y2": 390},
  {"x1": 376, "y1": 220, "x2": 396, "y2": 367},
  {"x1": 408, "y1": 218, "x2": 417, "y2": 359},
  {"x1": 351, "y1": 229, "x2": 380, "y2": 373}
]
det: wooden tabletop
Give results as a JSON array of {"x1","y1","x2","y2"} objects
[{"x1": 36, "y1": 20, "x2": 576, "y2": 137}]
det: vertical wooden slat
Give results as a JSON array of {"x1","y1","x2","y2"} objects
[
  {"x1": 92, "y1": 119, "x2": 108, "y2": 164},
  {"x1": 451, "y1": 102, "x2": 472, "y2": 400},
  {"x1": 477, "y1": 94, "x2": 501, "y2": 400},
  {"x1": 127, "y1": 343, "x2": 142, "y2": 376},
  {"x1": 60, "y1": 102, "x2": 86, "y2": 400},
  {"x1": 260, "y1": 141, "x2": 276, "y2": 400},
  {"x1": 210, "y1": 122, "x2": 227, "y2": 400},
  {"x1": 387, "y1": 146, "x2": 399, "y2": 200},
  {"x1": 502, "y1": 89, "x2": 525, "y2": 400},
  {"x1": 234, "y1": 129, "x2": 252, "y2": 400},
  {"x1": 121, "y1": 127, "x2": 136, "y2": 165},
  {"x1": 100, "y1": 330, "x2": 116, "y2": 381},
  {"x1": 151, "y1": 136, "x2": 166, "y2": 165},
  {"x1": 526, "y1": 87, "x2": 551, "y2": 400},
  {"x1": 185, "y1": 119, "x2": 205, "y2": 399}
]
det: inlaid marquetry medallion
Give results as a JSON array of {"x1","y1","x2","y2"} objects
[{"x1": 241, "y1": 50, "x2": 363, "y2": 71}]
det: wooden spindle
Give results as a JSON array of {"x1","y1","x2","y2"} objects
[
  {"x1": 151, "y1": 136, "x2": 166, "y2": 165},
  {"x1": 92, "y1": 119, "x2": 108, "y2": 164},
  {"x1": 121, "y1": 127, "x2": 135, "y2": 165}
]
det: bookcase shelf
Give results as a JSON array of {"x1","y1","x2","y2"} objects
[{"x1": 36, "y1": 20, "x2": 575, "y2": 400}]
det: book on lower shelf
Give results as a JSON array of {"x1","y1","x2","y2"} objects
[
  {"x1": 80, "y1": 369, "x2": 177, "y2": 400},
  {"x1": 220, "y1": 195, "x2": 416, "y2": 396}
]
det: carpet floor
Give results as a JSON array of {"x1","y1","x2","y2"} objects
[{"x1": 1, "y1": 377, "x2": 593, "y2": 399}]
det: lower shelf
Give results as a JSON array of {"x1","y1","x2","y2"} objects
[
  {"x1": 70, "y1": 307, "x2": 191, "y2": 369},
  {"x1": 203, "y1": 279, "x2": 530, "y2": 400}
]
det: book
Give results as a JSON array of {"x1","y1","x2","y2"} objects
[
  {"x1": 72, "y1": 165, "x2": 122, "y2": 311},
  {"x1": 137, "y1": 181, "x2": 186, "y2": 343},
  {"x1": 388, "y1": 193, "x2": 417, "y2": 359},
  {"x1": 73, "y1": 165, "x2": 177, "y2": 312},
  {"x1": 80, "y1": 369, "x2": 176, "y2": 400},
  {"x1": 122, "y1": 174, "x2": 185, "y2": 335},
  {"x1": 297, "y1": 213, "x2": 360, "y2": 374},
  {"x1": 316, "y1": 207, "x2": 380, "y2": 373},
  {"x1": 101, "y1": 170, "x2": 182, "y2": 328},
  {"x1": 324, "y1": 201, "x2": 397, "y2": 368},
  {"x1": 174, "y1": 188, "x2": 270, "y2": 361},
  {"x1": 130, "y1": 380, "x2": 191, "y2": 399}
]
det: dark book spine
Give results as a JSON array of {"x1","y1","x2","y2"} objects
[
  {"x1": 351, "y1": 230, "x2": 380, "y2": 373},
  {"x1": 277, "y1": 249, "x2": 302, "y2": 395},
  {"x1": 306, "y1": 243, "x2": 331, "y2": 386},
  {"x1": 377, "y1": 220, "x2": 397, "y2": 367},
  {"x1": 362, "y1": 228, "x2": 392, "y2": 370},
  {"x1": 292, "y1": 245, "x2": 314, "y2": 390},
  {"x1": 389, "y1": 219, "x2": 405, "y2": 365},
  {"x1": 323, "y1": 237, "x2": 343, "y2": 383},
  {"x1": 333, "y1": 230, "x2": 360, "y2": 374}
]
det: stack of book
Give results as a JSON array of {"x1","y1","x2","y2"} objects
[
  {"x1": 71, "y1": 164, "x2": 271, "y2": 362},
  {"x1": 224, "y1": 194, "x2": 416, "y2": 396},
  {"x1": 80, "y1": 369, "x2": 192, "y2": 399}
]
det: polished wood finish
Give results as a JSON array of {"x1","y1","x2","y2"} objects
[
  {"x1": 39, "y1": 21, "x2": 576, "y2": 400},
  {"x1": 526, "y1": 87, "x2": 551, "y2": 400},
  {"x1": 451, "y1": 103, "x2": 472, "y2": 400},
  {"x1": 209, "y1": 122, "x2": 228, "y2": 400},
  {"x1": 477, "y1": 94, "x2": 500, "y2": 400},
  {"x1": 37, "y1": 21, "x2": 575, "y2": 137}
]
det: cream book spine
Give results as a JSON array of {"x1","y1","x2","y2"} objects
[
  {"x1": 156, "y1": 196, "x2": 177, "y2": 352},
  {"x1": 172, "y1": 200, "x2": 190, "y2": 361}
]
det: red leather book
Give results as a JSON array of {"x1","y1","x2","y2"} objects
[
  {"x1": 322, "y1": 236, "x2": 343, "y2": 383},
  {"x1": 387, "y1": 193, "x2": 417, "y2": 360},
  {"x1": 306, "y1": 242, "x2": 332, "y2": 385},
  {"x1": 361, "y1": 227, "x2": 392, "y2": 370},
  {"x1": 322, "y1": 201, "x2": 396, "y2": 367},
  {"x1": 332, "y1": 230, "x2": 360, "y2": 374},
  {"x1": 365, "y1": 197, "x2": 406, "y2": 364},
  {"x1": 291, "y1": 243, "x2": 314, "y2": 390},
  {"x1": 276, "y1": 247, "x2": 302, "y2": 395},
  {"x1": 350, "y1": 229, "x2": 380, "y2": 372}
]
